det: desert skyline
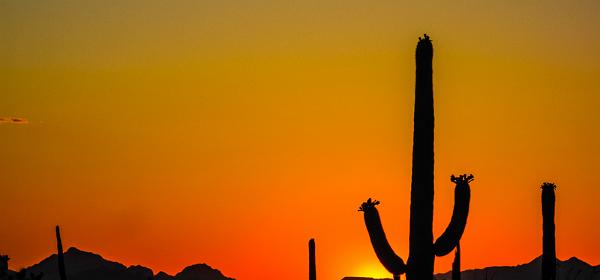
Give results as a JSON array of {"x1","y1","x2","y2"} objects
[{"x1": 2, "y1": 1, "x2": 600, "y2": 280}]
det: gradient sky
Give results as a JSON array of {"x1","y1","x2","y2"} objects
[{"x1": 1, "y1": 1, "x2": 600, "y2": 280}]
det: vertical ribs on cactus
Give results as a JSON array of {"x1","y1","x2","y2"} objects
[{"x1": 358, "y1": 34, "x2": 474, "y2": 280}]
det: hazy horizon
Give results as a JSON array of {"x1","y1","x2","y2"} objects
[{"x1": 8, "y1": 245, "x2": 599, "y2": 278}]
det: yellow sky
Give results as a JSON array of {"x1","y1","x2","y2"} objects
[{"x1": 1, "y1": 1, "x2": 600, "y2": 280}]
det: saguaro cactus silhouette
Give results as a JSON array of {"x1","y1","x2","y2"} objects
[
  {"x1": 359, "y1": 34, "x2": 474, "y2": 280},
  {"x1": 541, "y1": 182, "x2": 557, "y2": 280},
  {"x1": 309, "y1": 239, "x2": 316, "y2": 280},
  {"x1": 452, "y1": 243, "x2": 461, "y2": 280},
  {"x1": 55, "y1": 226, "x2": 68, "y2": 280}
]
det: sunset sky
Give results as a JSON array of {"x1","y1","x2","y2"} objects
[{"x1": 1, "y1": 1, "x2": 600, "y2": 280}]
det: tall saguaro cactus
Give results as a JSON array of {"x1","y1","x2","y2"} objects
[
  {"x1": 359, "y1": 34, "x2": 474, "y2": 280},
  {"x1": 541, "y1": 183, "x2": 557, "y2": 280},
  {"x1": 56, "y1": 225, "x2": 68, "y2": 280},
  {"x1": 452, "y1": 243, "x2": 461, "y2": 280},
  {"x1": 309, "y1": 239, "x2": 316, "y2": 280}
]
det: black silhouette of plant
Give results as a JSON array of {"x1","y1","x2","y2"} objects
[
  {"x1": 541, "y1": 183, "x2": 557, "y2": 280},
  {"x1": 309, "y1": 239, "x2": 316, "y2": 280},
  {"x1": 452, "y1": 243, "x2": 461, "y2": 280},
  {"x1": 55, "y1": 226, "x2": 67, "y2": 280},
  {"x1": 0, "y1": 255, "x2": 9, "y2": 278},
  {"x1": 359, "y1": 35, "x2": 474, "y2": 280}
]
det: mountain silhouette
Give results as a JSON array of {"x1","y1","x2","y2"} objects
[
  {"x1": 343, "y1": 256, "x2": 600, "y2": 280},
  {"x1": 9, "y1": 247, "x2": 234, "y2": 280},
  {"x1": 7, "y1": 249, "x2": 600, "y2": 280},
  {"x1": 174, "y1": 264, "x2": 233, "y2": 280}
]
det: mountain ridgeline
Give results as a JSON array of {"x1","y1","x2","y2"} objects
[
  {"x1": 434, "y1": 256, "x2": 600, "y2": 280},
  {"x1": 343, "y1": 256, "x2": 600, "y2": 280},
  {"x1": 3, "y1": 247, "x2": 234, "y2": 280}
]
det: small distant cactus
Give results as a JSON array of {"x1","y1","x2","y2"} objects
[
  {"x1": 309, "y1": 239, "x2": 316, "y2": 280},
  {"x1": 452, "y1": 243, "x2": 461, "y2": 280},
  {"x1": 55, "y1": 226, "x2": 68, "y2": 280},
  {"x1": 0, "y1": 255, "x2": 9, "y2": 278},
  {"x1": 541, "y1": 183, "x2": 557, "y2": 280},
  {"x1": 359, "y1": 34, "x2": 474, "y2": 280}
]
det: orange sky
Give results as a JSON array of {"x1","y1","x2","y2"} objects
[{"x1": 1, "y1": 1, "x2": 600, "y2": 280}]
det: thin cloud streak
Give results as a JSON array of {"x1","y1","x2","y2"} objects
[{"x1": 0, "y1": 117, "x2": 29, "y2": 124}]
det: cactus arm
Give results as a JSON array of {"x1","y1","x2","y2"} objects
[
  {"x1": 433, "y1": 174, "x2": 473, "y2": 257},
  {"x1": 359, "y1": 199, "x2": 407, "y2": 276},
  {"x1": 56, "y1": 225, "x2": 68, "y2": 280}
]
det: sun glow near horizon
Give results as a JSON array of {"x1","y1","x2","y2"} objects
[{"x1": 352, "y1": 262, "x2": 391, "y2": 279}]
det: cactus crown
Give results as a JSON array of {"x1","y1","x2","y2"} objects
[
  {"x1": 541, "y1": 182, "x2": 557, "y2": 190},
  {"x1": 450, "y1": 174, "x2": 474, "y2": 185},
  {"x1": 358, "y1": 198, "x2": 380, "y2": 212},
  {"x1": 418, "y1": 34, "x2": 431, "y2": 43},
  {"x1": 416, "y1": 34, "x2": 433, "y2": 59}
]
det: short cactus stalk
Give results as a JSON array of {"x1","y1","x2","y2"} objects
[
  {"x1": 56, "y1": 225, "x2": 68, "y2": 280},
  {"x1": 541, "y1": 183, "x2": 557, "y2": 280},
  {"x1": 452, "y1": 243, "x2": 461, "y2": 280},
  {"x1": 309, "y1": 239, "x2": 316, "y2": 280},
  {"x1": 359, "y1": 34, "x2": 474, "y2": 280},
  {"x1": 0, "y1": 255, "x2": 9, "y2": 277}
]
